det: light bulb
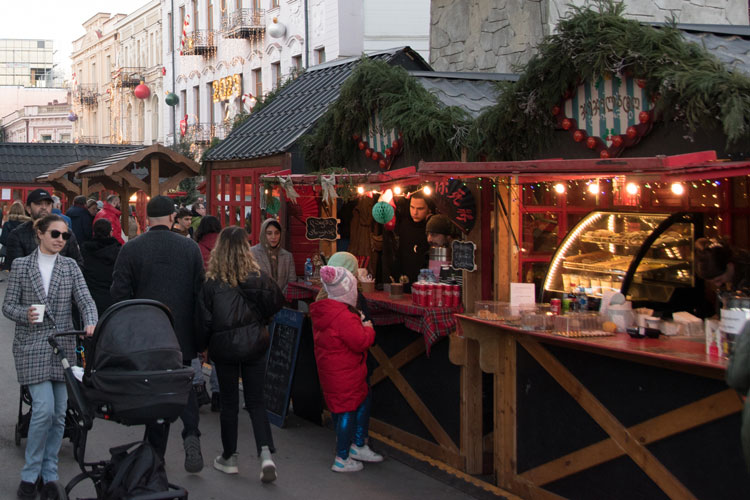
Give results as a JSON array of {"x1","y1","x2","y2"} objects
[
  {"x1": 670, "y1": 182, "x2": 685, "y2": 195},
  {"x1": 554, "y1": 183, "x2": 566, "y2": 194},
  {"x1": 423, "y1": 186, "x2": 432, "y2": 196},
  {"x1": 626, "y1": 182, "x2": 639, "y2": 195},
  {"x1": 357, "y1": 186, "x2": 365, "y2": 195},
  {"x1": 587, "y1": 182, "x2": 599, "y2": 195},
  {"x1": 393, "y1": 186, "x2": 402, "y2": 195}
]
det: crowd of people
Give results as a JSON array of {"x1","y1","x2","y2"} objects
[{"x1": 0, "y1": 189, "x2": 383, "y2": 499}]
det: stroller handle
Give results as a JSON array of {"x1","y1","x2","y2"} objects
[
  {"x1": 47, "y1": 330, "x2": 86, "y2": 350},
  {"x1": 47, "y1": 330, "x2": 93, "y2": 431}
]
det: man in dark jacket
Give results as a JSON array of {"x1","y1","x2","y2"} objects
[
  {"x1": 390, "y1": 191, "x2": 432, "y2": 285},
  {"x1": 110, "y1": 195, "x2": 206, "y2": 473},
  {"x1": 5, "y1": 189, "x2": 83, "y2": 269},
  {"x1": 67, "y1": 195, "x2": 94, "y2": 244},
  {"x1": 81, "y1": 219, "x2": 121, "y2": 314}
]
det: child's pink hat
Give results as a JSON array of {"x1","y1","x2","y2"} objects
[{"x1": 320, "y1": 265, "x2": 358, "y2": 307}]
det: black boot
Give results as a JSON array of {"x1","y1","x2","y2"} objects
[{"x1": 211, "y1": 392, "x2": 221, "y2": 412}]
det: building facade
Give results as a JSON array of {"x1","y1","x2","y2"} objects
[
  {"x1": 0, "y1": 101, "x2": 72, "y2": 143},
  {"x1": 0, "y1": 39, "x2": 62, "y2": 87},
  {"x1": 161, "y1": 0, "x2": 430, "y2": 148},
  {"x1": 430, "y1": 0, "x2": 750, "y2": 73},
  {"x1": 70, "y1": 1, "x2": 164, "y2": 145}
]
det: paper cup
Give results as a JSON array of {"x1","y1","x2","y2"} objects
[
  {"x1": 562, "y1": 274, "x2": 571, "y2": 290},
  {"x1": 31, "y1": 304, "x2": 45, "y2": 323}
]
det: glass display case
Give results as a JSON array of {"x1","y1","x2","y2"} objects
[{"x1": 542, "y1": 211, "x2": 703, "y2": 303}]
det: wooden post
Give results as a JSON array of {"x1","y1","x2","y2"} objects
[
  {"x1": 462, "y1": 183, "x2": 481, "y2": 312},
  {"x1": 460, "y1": 337, "x2": 483, "y2": 474},
  {"x1": 319, "y1": 200, "x2": 337, "y2": 258},
  {"x1": 496, "y1": 334, "x2": 517, "y2": 489},
  {"x1": 119, "y1": 185, "x2": 130, "y2": 239},
  {"x1": 150, "y1": 156, "x2": 160, "y2": 197},
  {"x1": 495, "y1": 176, "x2": 519, "y2": 302},
  {"x1": 81, "y1": 178, "x2": 89, "y2": 197}
]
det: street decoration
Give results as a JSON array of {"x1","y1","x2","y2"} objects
[
  {"x1": 372, "y1": 201, "x2": 395, "y2": 225},
  {"x1": 134, "y1": 82, "x2": 150, "y2": 99},
  {"x1": 352, "y1": 111, "x2": 404, "y2": 171},
  {"x1": 165, "y1": 92, "x2": 179, "y2": 107}
]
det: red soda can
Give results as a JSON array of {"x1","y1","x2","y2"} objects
[
  {"x1": 414, "y1": 283, "x2": 424, "y2": 306},
  {"x1": 435, "y1": 284, "x2": 445, "y2": 307},
  {"x1": 426, "y1": 283, "x2": 435, "y2": 307},
  {"x1": 550, "y1": 298, "x2": 561, "y2": 315},
  {"x1": 451, "y1": 284, "x2": 461, "y2": 307},
  {"x1": 411, "y1": 283, "x2": 418, "y2": 305}
]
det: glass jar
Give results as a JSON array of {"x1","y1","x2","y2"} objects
[{"x1": 719, "y1": 292, "x2": 750, "y2": 358}]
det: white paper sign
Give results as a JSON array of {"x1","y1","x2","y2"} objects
[
  {"x1": 510, "y1": 283, "x2": 536, "y2": 307},
  {"x1": 1, "y1": 189, "x2": 10, "y2": 200}
]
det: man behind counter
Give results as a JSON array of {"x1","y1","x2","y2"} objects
[
  {"x1": 426, "y1": 213, "x2": 463, "y2": 285},
  {"x1": 391, "y1": 191, "x2": 432, "y2": 285}
]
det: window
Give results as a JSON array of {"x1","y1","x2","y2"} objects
[
  {"x1": 91, "y1": 61, "x2": 97, "y2": 85},
  {"x1": 253, "y1": 68, "x2": 262, "y2": 98},
  {"x1": 208, "y1": 0, "x2": 214, "y2": 31},
  {"x1": 194, "y1": 85, "x2": 200, "y2": 122},
  {"x1": 271, "y1": 0, "x2": 279, "y2": 8},
  {"x1": 179, "y1": 6, "x2": 185, "y2": 33},
  {"x1": 37, "y1": 40, "x2": 45, "y2": 49},
  {"x1": 252, "y1": 0, "x2": 260, "y2": 11},
  {"x1": 315, "y1": 47, "x2": 326, "y2": 65},
  {"x1": 41, "y1": 134, "x2": 52, "y2": 142},
  {"x1": 271, "y1": 62, "x2": 281, "y2": 89},
  {"x1": 193, "y1": 0, "x2": 199, "y2": 31},
  {"x1": 168, "y1": 13, "x2": 173, "y2": 52},
  {"x1": 207, "y1": 82, "x2": 214, "y2": 124},
  {"x1": 106, "y1": 55, "x2": 111, "y2": 79},
  {"x1": 291, "y1": 55, "x2": 302, "y2": 74},
  {"x1": 180, "y1": 89, "x2": 187, "y2": 120}
]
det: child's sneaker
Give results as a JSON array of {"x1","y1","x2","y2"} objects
[
  {"x1": 331, "y1": 456, "x2": 364, "y2": 472},
  {"x1": 349, "y1": 444, "x2": 383, "y2": 462},
  {"x1": 259, "y1": 446, "x2": 277, "y2": 483},
  {"x1": 213, "y1": 453, "x2": 239, "y2": 474}
]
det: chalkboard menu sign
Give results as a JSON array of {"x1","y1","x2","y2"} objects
[
  {"x1": 305, "y1": 217, "x2": 339, "y2": 241},
  {"x1": 451, "y1": 240, "x2": 477, "y2": 272},
  {"x1": 264, "y1": 308, "x2": 304, "y2": 427}
]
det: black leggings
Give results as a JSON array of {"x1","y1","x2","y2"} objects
[{"x1": 214, "y1": 357, "x2": 275, "y2": 458}]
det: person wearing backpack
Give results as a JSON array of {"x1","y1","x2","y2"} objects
[{"x1": 198, "y1": 226, "x2": 284, "y2": 482}]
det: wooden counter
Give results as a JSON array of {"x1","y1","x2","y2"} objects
[{"x1": 451, "y1": 314, "x2": 747, "y2": 499}]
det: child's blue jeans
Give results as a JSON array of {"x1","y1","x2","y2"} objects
[{"x1": 331, "y1": 391, "x2": 372, "y2": 459}]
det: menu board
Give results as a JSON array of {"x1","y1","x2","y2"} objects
[
  {"x1": 264, "y1": 308, "x2": 304, "y2": 427},
  {"x1": 451, "y1": 240, "x2": 477, "y2": 272},
  {"x1": 305, "y1": 217, "x2": 339, "y2": 241}
]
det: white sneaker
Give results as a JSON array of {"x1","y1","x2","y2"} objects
[
  {"x1": 349, "y1": 444, "x2": 384, "y2": 463},
  {"x1": 260, "y1": 446, "x2": 277, "y2": 483},
  {"x1": 213, "y1": 454, "x2": 238, "y2": 474},
  {"x1": 331, "y1": 456, "x2": 364, "y2": 472}
]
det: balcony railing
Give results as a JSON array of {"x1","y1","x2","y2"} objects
[
  {"x1": 75, "y1": 84, "x2": 99, "y2": 107},
  {"x1": 182, "y1": 30, "x2": 217, "y2": 56},
  {"x1": 221, "y1": 9, "x2": 265, "y2": 39},
  {"x1": 114, "y1": 67, "x2": 145, "y2": 88},
  {"x1": 186, "y1": 122, "x2": 230, "y2": 143}
]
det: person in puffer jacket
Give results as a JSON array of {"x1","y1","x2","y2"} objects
[{"x1": 309, "y1": 265, "x2": 383, "y2": 473}]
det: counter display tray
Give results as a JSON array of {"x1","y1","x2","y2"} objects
[
  {"x1": 580, "y1": 233, "x2": 691, "y2": 248},
  {"x1": 562, "y1": 257, "x2": 688, "y2": 275}
]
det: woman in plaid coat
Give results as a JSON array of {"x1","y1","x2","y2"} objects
[{"x1": 2, "y1": 214, "x2": 97, "y2": 498}]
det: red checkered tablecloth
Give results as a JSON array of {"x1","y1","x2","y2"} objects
[{"x1": 285, "y1": 282, "x2": 462, "y2": 354}]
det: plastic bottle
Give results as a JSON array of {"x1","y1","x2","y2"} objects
[
  {"x1": 304, "y1": 258, "x2": 313, "y2": 283},
  {"x1": 576, "y1": 286, "x2": 588, "y2": 311}
]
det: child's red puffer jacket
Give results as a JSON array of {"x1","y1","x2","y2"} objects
[{"x1": 309, "y1": 298, "x2": 375, "y2": 413}]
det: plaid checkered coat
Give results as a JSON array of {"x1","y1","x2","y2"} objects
[{"x1": 2, "y1": 249, "x2": 97, "y2": 385}]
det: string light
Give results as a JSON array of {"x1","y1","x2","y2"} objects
[
  {"x1": 554, "y1": 183, "x2": 566, "y2": 194},
  {"x1": 393, "y1": 186, "x2": 402, "y2": 195},
  {"x1": 626, "y1": 182, "x2": 639, "y2": 195},
  {"x1": 357, "y1": 186, "x2": 365, "y2": 195},
  {"x1": 423, "y1": 186, "x2": 432, "y2": 196},
  {"x1": 587, "y1": 182, "x2": 599, "y2": 195},
  {"x1": 670, "y1": 182, "x2": 685, "y2": 195}
]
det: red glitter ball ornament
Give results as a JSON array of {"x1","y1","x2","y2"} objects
[
  {"x1": 626, "y1": 126, "x2": 638, "y2": 139},
  {"x1": 358, "y1": 141, "x2": 366, "y2": 150},
  {"x1": 586, "y1": 136, "x2": 597, "y2": 149},
  {"x1": 562, "y1": 118, "x2": 573, "y2": 131},
  {"x1": 365, "y1": 149, "x2": 372, "y2": 158},
  {"x1": 573, "y1": 130, "x2": 585, "y2": 142},
  {"x1": 611, "y1": 135, "x2": 623, "y2": 148},
  {"x1": 600, "y1": 149, "x2": 610, "y2": 159},
  {"x1": 639, "y1": 111, "x2": 650, "y2": 124}
]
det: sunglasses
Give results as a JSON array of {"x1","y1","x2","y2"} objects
[{"x1": 49, "y1": 230, "x2": 71, "y2": 240}]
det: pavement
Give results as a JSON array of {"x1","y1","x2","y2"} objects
[{"x1": 0, "y1": 275, "x2": 479, "y2": 500}]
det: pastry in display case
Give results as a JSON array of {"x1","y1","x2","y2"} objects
[{"x1": 542, "y1": 211, "x2": 703, "y2": 304}]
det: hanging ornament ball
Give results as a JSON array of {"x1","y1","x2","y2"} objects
[
  {"x1": 372, "y1": 152, "x2": 380, "y2": 162},
  {"x1": 266, "y1": 196, "x2": 281, "y2": 215},
  {"x1": 562, "y1": 118, "x2": 573, "y2": 131},
  {"x1": 611, "y1": 135, "x2": 623, "y2": 148},
  {"x1": 67, "y1": 112, "x2": 78, "y2": 122},
  {"x1": 636, "y1": 79, "x2": 647, "y2": 89},
  {"x1": 161, "y1": 67, "x2": 167, "y2": 76},
  {"x1": 586, "y1": 136, "x2": 597, "y2": 149},
  {"x1": 600, "y1": 149, "x2": 610, "y2": 159},
  {"x1": 392, "y1": 139, "x2": 400, "y2": 149},
  {"x1": 134, "y1": 82, "x2": 151, "y2": 99},
  {"x1": 352, "y1": 133, "x2": 360, "y2": 141},
  {"x1": 358, "y1": 141, "x2": 366, "y2": 150},
  {"x1": 638, "y1": 111, "x2": 650, "y2": 124},
  {"x1": 372, "y1": 201, "x2": 395, "y2": 224},
  {"x1": 365, "y1": 148, "x2": 373, "y2": 158},
  {"x1": 573, "y1": 130, "x2": 585, "y2": 142},
  {"x1": 268, "y1": 17, "x2": 286, "y2": 38},
  {"x1": 379, "y1": 159, "x2": 387, "y2": 169},
  {"x1": 165, "y1": 92, "x2": 179, "y2": 107},
  {"x1": 385, "y1": 147, "x2": 392, "y2": 157},
  {"x1": 626, "y1": 126, "x2": 638, "y2": 139},
  {"x1": 551, "y1": 105, "x2": 560, "y2": 116}
]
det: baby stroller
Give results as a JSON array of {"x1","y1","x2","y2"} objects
[{"x1": 40, "y1": 299, "x2": 194, "y2": 500}]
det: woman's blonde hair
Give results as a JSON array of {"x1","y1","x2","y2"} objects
[
  {"x1": 206, "y1": 225, "x2": 260, "y2": 286},
  {"x1": 9, "y1": 201, "x2": 25, "y2": 217}
]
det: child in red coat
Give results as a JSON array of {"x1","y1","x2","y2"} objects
[{"x1": 309, "y1": 265, "x2": 383, "y2": 472}]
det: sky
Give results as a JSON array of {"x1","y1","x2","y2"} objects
[{"x1": 0, "y1": 0, "x2": 136, "y2": 77}]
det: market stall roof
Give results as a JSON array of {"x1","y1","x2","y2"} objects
[
  {"x1": 408, "y1": 71, "x2": 515, "y2": 118},
  {"x1": 77, "y1": 144, "x2": 201, "y2": 197},
  {"x1": 260, "y1": 166, "x2": 420, "y2": 186},
  {"x1": 203, "y1": 47, "x2": 431, "y2": 162},
  {"x1": 418, "y1": 150, "x2": 750, "y2": 181},
  {"x1": 0, "y1": 143, "x2": 141, "y2": 185}
]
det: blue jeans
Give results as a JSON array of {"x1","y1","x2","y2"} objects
[
  {"x1": 331, "y1": 391, "x2": 372, "y2": 459},
  {"x1": 23, "y1": 381, "x2": 67, "y2": 483}
]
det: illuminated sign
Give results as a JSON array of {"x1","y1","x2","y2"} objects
[{"x1": 213, "y1": 74, "x2": 242, "y2": 102}]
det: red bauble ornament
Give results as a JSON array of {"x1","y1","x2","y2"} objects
[
  {"x1": 626, "y1": 126, "x2": 638, "y2": 139},
  {"x1": 365, "y1": 148, "x2": 372, "y2": 158},
  {"x1": 600, "y1": 149, "x2": 610, "y2": 159},
  {"x1": 358, "y1": 141, "x2": 366, "y2": 150},
  {"x1": 372, "y1": 152, "x2": 380, "y2": 161},
  {"x1": 379, "y1": 159, "x2": 387, "y2": 169},
  {"x1": 611, "y1": 135, "x2": 623, "y2": 148},
  {"x1": 385, "y1": 147, "x2": 392, "y2": 157},
  {"x1": 562, "y1": 118, "x2": 573, "y2": 131},
  {"x1": 161, "y1": 67, "x2": 167, "y2": 76},
  {"x1": 552, "y1": 105, "x2": 560, "y2": 116},
  {"x1": 353, "y1": 133, "x2": 360, "y2": 141},
  {"x1": 586, "y1": 136, "x2": 597, "y2": 149},
  {"x1": 573, "y1": 130, "x2": 585, "y2": 142},
  {"x1": 392, "y1": 139, "x2": 400, "y2": 149},
  {"x1": 134, "y1": 82, "x2": 150, "y2": 99},
  {"x1": 639, "y1": 111, "x2": 650, "y2": 124},
  {"x1": 636, "y1": 79, "x2": 647, "y2": 89}
]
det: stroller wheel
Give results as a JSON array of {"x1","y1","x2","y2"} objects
[
  {"x1": 39, "y1": 480, "x2": 68, "y2": 500},
  {"x1": 14, "y1": 423, "x2": 21, "y2": 446}
]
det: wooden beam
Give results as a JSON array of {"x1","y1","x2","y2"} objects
[
  {"x1": 369, "y1": 345, "x2": 459, "y2": 454},
  {"x1": 159, "y1": 170, "x2": 190, "y2": 195},
  {"x1": 81, "y1": 178, "x2": 89, "y2": 196},
  {"x1": 496, "y1": 334, "x2": 517, "y2": 489},
  {"x1": 116, "y1": 170, "x2": 149, "y2": 193},
  {"x1": 519, "y1": 337, "x2": 699, "y2": 500},
  {"x1": 521, "y1": 388, "x2": 743, "y2": 486},
  {"x1": 319, "y1": 199, "x2": 336, "y2": 258},
  {"x1": 370, "y1": 419, "x2": 464, "y2": 470},
  {"x1": 150, "y1": 156, "x2": 160, "y2": 197},
  {"x1": 371, "y1": 338, "x2": 425, "y2": 386},
  {"x1": 206, "y1": 155, "x2": 286, "y2": 171},
  {"x1": 459, "y1": 336, "x2": 483, "y2": 474},
  {"x1": 462, "y1": 183, "x2": 482, "y2": 311},
  {"x1": 54, "y1": 177, "x2": 81, "y2": 196}
]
